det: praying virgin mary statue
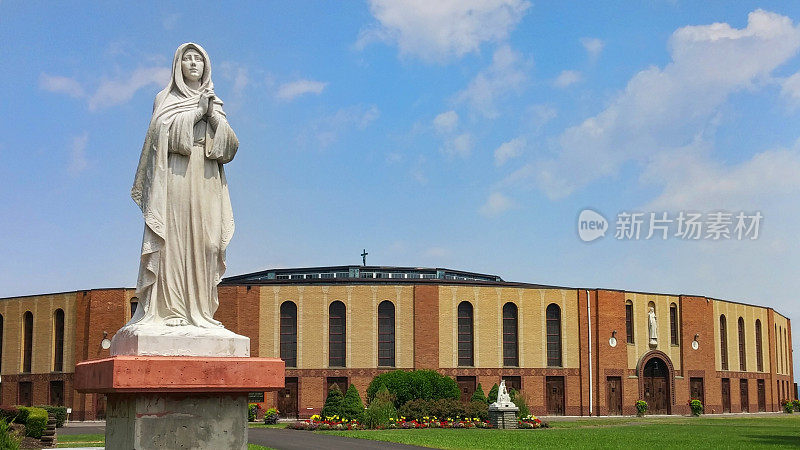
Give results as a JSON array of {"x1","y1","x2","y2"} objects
[{"x1": 112, "y1": 43, "x2": 247, "y2": 356}]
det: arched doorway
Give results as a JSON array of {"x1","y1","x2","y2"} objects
[{"x1": 642, "y1": 358, "x2": 670, "y2": 414}]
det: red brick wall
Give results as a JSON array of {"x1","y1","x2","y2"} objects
[
  {"x1": 680, "y1": 296, "x2": 717, "y2": 413},
  {"x1": 593, "y1": 290, "x2": 629, "y2": 416},
  {"x1": 216, "y1": 285, "x2": 260, "y2": 356},
  {"x1": 413, "y1": 285, "x2": 439, "y2": 370}
]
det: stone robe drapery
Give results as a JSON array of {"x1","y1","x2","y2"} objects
[{"x1": 129, "y1": 43, "x2": 238, "y2": 328}]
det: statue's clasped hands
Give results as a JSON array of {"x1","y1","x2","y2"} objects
[{"x1": 198, "y1": 88, "x2": 216, "y2": 117}]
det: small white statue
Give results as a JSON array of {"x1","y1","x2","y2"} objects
[
  {"x1": 492, "y1": 380, "x2": 515, "y2": 408},
  {"x1": 648, "y1": 306, "x2": 658, "y2": 345}
]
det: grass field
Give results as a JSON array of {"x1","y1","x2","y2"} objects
[
  {"x1": 320, "y1": 415, "x2": 800, "y2": 449},
  {"x1": 54, "y1": 433, "x2": 273, "y2": 449}
]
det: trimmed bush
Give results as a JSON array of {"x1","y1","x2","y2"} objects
[
  {"x1": 321, "y1": 385, "x2": 344, "y2": 419},
  {"x1": 341, "y1": 385, "x2": 365, "y2": 422},
  {"x1": 263, "y1": 408, "x2": 278, "y2": 425},
  {"x1": 367, "y1": 370, "x2": 459, "y2": 407},
  {"x1": 470, "y1": 384, "x2": 487, "y2": 404},
  {"x1": 782, "y1": 400, "x2": 793, "y2": 414},
  {"x1": 428, "y1": 398, "x2": 465, "y2": 420},
  {"x1": 35, "y1": 406, "x2": 67, "y2": 428},
  {"x1": 465, "y1": 400, "x2": 488, "y2": 421},
  {"x1": 487, "y1": 384, "x2": 499, "y2": 405},
  {"x1": 18, "y1": 407, "x2": 47, "y2": 438},
  {"x1": 636, "y1": 400, "x2": 648, "y2": 417},
  {"x1": 363, "y1": 387, "x2": 397, "y2": 429},
  {"x1": 509, "y1": 389, "x2": 529, "y2": 419},
  {"x1": 398, "y1": 399, "x2": 430, "y2": 421},
  {"x1": 689, "y1": 399, "x2": 703, "y2": 416},
  {"x1": 248, "y1": 403, "x2": 258, "y2": 422},
  {"x1": 0, "y1": 419, "x2": 20, "y2": 450}
]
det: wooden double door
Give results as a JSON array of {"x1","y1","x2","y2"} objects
[
  {"x1": 642, "y1": 358, "x2": 670, "y2": 414},
  {"x1": 277, "y1": 377, "x2": 299, "y2": 418}
]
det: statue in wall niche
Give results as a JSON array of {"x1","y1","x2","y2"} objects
[
  {"x1": 648, "y1": 306, "x2": 658, "y2": 346},
  {"x1": 125, "y1": 43, "x2": 239, "y2": 332}
]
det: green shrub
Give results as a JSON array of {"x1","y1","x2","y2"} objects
[
  {"x1": 35, "y1": 406, "x2": 67, "y2": 428},
  {"x1": 636, "y1": 400, "x2": 648, "y2": 417},
  {"x1": 12, "y1": 408, "x2": 28, "y2": 425},
  {"x1": 428, "y1": 398, "x2": 465, "y2": 420},
  {"x1": 471, "y1": 384, "x2": 487, "y2": 404},
  {"x1": 465, "y1": 400, "x2": 488, "y2": 421},
  {"x1": 366, "y1": 370, "x2": 459, "y2": 407},
  {"x1": 363, "y1": 392, "x2": 397, "y2": 429},
  {"x1": 782, "y1": 400, "x2": 794, "y2": 414},
  {"x1": 0, "y1": 419, "x2": 20, "y2": 450},
  {"x1": 398, "y1": 399, "x2": 430, "y2": 421},
  {"x1": 321, "y1": 385, "x2": 344, "y2": 419},
  {"x1": 487, "y1": 384, "x2": 499, "y2": 405},
  {"x1": 509, "y1": 390, "x2": 529, "y2": 419},
  {"x1": 19, "y1": 407, "x2": 47, "y2": 438},
  {"x1": 793, "y1": 400, "x2": 800, "y2": 411},
  {"x1": 0, "y1": 407, "x2": 20, "y2": 424},
  {"x1": 341, "y1": 385, "x2": 365, "y2": 422},
  {"x1": 248, "y1": 403, "x2": 258, "y2": 422},
  {"x1": 689, "y1": 399, "x2": 703, "y2": 416},
  {"x1": 263, "y1": 408, "x2": 278, "y2": 425}
]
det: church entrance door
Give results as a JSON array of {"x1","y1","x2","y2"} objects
[
  {"x1": 606, "y1": 377, "x2": 622, "y2": 415},
  {"x1": 278, "y1": 377, "x2": 298, "y2": 418},
  {"x1": 642, "y1": 358, "x2": 669, "y2": 414}
]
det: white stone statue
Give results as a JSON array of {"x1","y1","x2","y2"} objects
[
  {"x1": 111, "y1": 43, "x2": 247, "y2": 357},
  {"x1": 491, "y1": 380, "x2": 516, "y2": 408},
  {"x1": 648, "y1": 306, "x2": 658, "y2": 345}
]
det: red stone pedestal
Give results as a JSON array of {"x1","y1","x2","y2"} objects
[{"x1": 76, "y1": 356, "x2": 284, "y2": 450}]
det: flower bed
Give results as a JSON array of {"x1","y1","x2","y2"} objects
[
  {"x1": 518, "y1": 415, "x2": 548, "y2": 429},
  {"x1": 288, "y1": 414, "x2": 496, "y2": 430}
]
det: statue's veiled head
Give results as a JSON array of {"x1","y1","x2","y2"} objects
[{"x1": 168, "y1": 43, "x2": 213, "y2": 97}]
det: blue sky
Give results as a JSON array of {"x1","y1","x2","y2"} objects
[{"x1": 1, "y1": 2, "x2": 799, "y2": 375}]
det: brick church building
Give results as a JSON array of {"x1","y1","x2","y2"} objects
[{"x1": 0, "y1": 265, "x2": 794, "y2": 419}]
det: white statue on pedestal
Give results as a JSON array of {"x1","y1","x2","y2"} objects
[
  {"x1": 491, "y1": 380, "x2": 516, "y2": 408},
  {"x1": 648, "y1": 306, "x2": 658, "y2": 346},
  {"x1": 112, "y1": 43, "x2": 248, "y2": 357}
]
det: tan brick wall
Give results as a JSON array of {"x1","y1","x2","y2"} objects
[
  {"x1": 625, "y1": 293, "x2": 682, "y2": 371},
  {"x1": 713, "y1": 301, "x2": 771, "y2": 374}
]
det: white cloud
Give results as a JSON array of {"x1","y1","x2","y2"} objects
[
  {"x1": 433, "y1": 110, "x2": 459, "y2": 134},
  {"x1": 456, "y1": 45, "x2": 529, "y2": 118},
  {"x1": 580, "y1": 37, "x2": 605, "y2": 60},
  {"x1": 780, "y1": 71, "x2": 800, "y2": 108},
  {"x1": 494, "y1": 137, "x2": 525, "y2": 166},
  {"x1": 432, "y1": 110, "x2": 472, "y2": 157},
  {"x1": 526, "y1": 104, "x2": 557, "y2": 133},
  {"x1": 479, "y1": 192, "x2": 514, "y2": 216},
  {"x1": 39, "y1": 74, "x2": 85, "y2": 98},
  {"x1": 554, "y1": 70, "x2": 582, "y2": 88},
  {"x1": 276, "y1": 79, "x2": 328, "y2": 101},
  {"x1": 68, "y1": 132, "x2": 89, "y2": 177},
  {"x1": 358, "y1": 0, "x2": 530, "y2": 62},
  {"x1": 301, "y1": 104, "x2": 380, "y2": 149},
  {"x1": 89, "y1": 66, "x2": 170, "y2": 111},
  {"x1": 528, "y1": 9, "x2": 800, "y2": 199}
]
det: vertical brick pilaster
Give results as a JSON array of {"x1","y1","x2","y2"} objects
[{"x1": 413, "y1": 285, "x2": 439, "y2": 370}]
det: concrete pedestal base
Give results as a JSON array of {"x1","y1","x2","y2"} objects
[
  {"x1": 488, "y1": 405, "x2": 519, "y2": 429},
  {"x1": 110, "y1": 324, "x2": 250, "y2": 357},
  {"x1": 76, "y1": 355, "x2": 284, "y2": 450},
  {"x1": 107, "y1": 392, "x2": 248, "y2": 450}
]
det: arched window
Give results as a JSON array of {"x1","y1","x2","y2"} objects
[
  {"x1": 738, "y1": 317, "x2": 746, "y2": 371},
  {"x1": 328, "y1": 301, "x2": 346, "y2": 367},
  {"x1": 784, "y1": 328, "x2": 788, "y2": 376},
  {"x1": 457, "y1": 301, "x2": 474, "y2": 366},
  {"x1": 53, "y1": 309, "x2": 65, "y2": 372},
  {"x1": 546, "y1": 303, "x2": 562, "y2": 367},
  {"x1": 755, "y1": 319, "x2": 763, "y2": 372},
  {"x1": 378, "y1": 301, "x2": 395, "y2": 367},
  {"x1": 502, "y1": 302, "x2": 518, "y2": 367},
  {"x1": 625, "y1": 300, "x2": 634, "y2": 344},
  {"x1": 280, "y1": 301, "x2": 297, "y2": 368},
  {"x1": 669, "y1": 303, "x2": 678, "y2": 345},
  {"x1": 22, "y1": 311, "x2": 33, "y2": 373},
  {"x1": 719, "y1": 315, "x2": 728, "y2": 370},
  {"x1": 776, "y1": 324, "x2": 780, "y2": 373}
]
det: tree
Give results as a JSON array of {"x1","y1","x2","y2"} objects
[
  {"x1": 487, "y1": 384, "x2": 499, "y2": 404},
  {"x1": 470, "y1": 383, "x2": 487, "y2": 404},
  {"x1": 342, "y1": 384, "x2": 365, "y2": 422},
  {"x1": 321, "y1": 385, "x2": 344, "y2": 419}
]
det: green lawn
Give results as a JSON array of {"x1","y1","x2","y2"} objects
[
  {"x1": 54, "y1": 433, "x2": 273, "y2": 449},
  {"x1": 319, "y1": 415, "x2": 800, "y2": 449}
]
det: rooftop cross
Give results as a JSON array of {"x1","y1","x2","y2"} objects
[{"x1": 361, "y1": 249, "x2": 368, "y2": 266}]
